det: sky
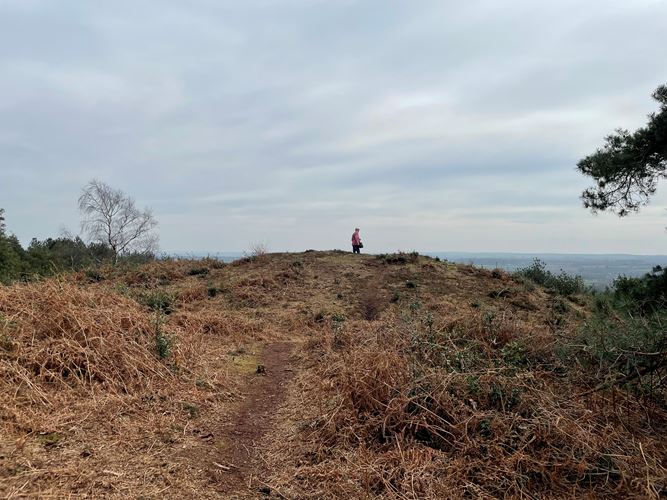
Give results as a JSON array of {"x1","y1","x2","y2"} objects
[{"x1": 1, "y1": 0, "x2": 666, "y2": 254}]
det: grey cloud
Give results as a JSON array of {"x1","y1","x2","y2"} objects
[{"x1": 1, "y1": 0, "x2": 666, "y2": 253}]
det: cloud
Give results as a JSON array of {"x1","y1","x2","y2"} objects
[{"x1": 0, "y1": 0, "x2": 666, "y2": 253}]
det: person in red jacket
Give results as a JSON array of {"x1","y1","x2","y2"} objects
[{"x1": 351, "y1": 228, "x2": 362, "y2": 254}]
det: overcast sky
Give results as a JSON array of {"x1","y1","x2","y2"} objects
[{"x1": 1, "y1": 0, "x2": 666, "y2": 254}]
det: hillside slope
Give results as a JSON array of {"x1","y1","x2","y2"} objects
[{"x1": 1, "y1": 251, "x2": 665, "y2": 498}]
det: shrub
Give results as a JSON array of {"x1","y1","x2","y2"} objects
[
  {"x1": 376, "y1": 252, "x2": 419, "y2": 265},
  {"x1": 501, "y1": 340, "x2": 527, "y2": 367},
  {"x1": 155, "y1": 329, "x2": 171, "y2": 359},
  {"x1": 154, "y1": 314, "x2": 173, "y2": 360},
  {"x1": 331, "y1": 313, "x2": 346, "y2": 323},
  {"x1": 141, "y1": 289, "x2": 174, "y2": 314},
  {"x1": 613, "y1": 266, "x2": 667, "y2": 313},
  {"x1": 550, "y1": 270, "x2": 586, "y2": 296},
  {"x1": 294, "y1": 304, "x2": 663, "y2": 498},
  {"x1": 0, "y1": 281, "x2": 171, "y2": 392},
  {"x1": 247, "y1": 242, "x2": 269, "y2": 258},
  {"x1": 514, "y1": 259, "x2": 585, "y2": 296},
  {"x1": 207, "y1": 285, "x2": 224, "y2": 298},
  {"x1": 85, "y1": 269, "x2": 105, "y2": 282},
  {"x1": 570, "y1": 298, "x2": 666, "y2": 399},
  {"x1": 202, "y1": 256, "x2": 225, "y2": 269},
  {"x1": 182, "y1": 402, "x2": 199, "y2": 418},
  {"x1": 188, "y1": 267, "x2": 210, "y2": 276}
]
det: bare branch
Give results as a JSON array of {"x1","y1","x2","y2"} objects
[{"x1": 78, "y1": 180, "x2": 159, "y2": 264}]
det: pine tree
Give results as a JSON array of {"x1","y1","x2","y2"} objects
[{"x1": 577, "y1": 84, "x2": 667, "y2": 216}]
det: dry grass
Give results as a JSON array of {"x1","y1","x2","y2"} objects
[
  {"x1": 255, "y1": 255, "x2": 667, "y2": 499},
  {"x1": 0, "y1": 280, "x2": 171, "y2": 396},
  {"x1": 0, "y1": 258, "x2": 287, "y2": 498},
  {"x1": 266, "y1": 313, "x2": 667, "y2": 497},
  {"x1": 1, "y1": 251, "x2": 665, "y2": 498}
]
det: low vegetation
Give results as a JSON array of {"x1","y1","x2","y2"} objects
[
  {"x1": 569, "y1": 266, "x2": 667, "y2": 402},
  {"x1": 0, "y1": 251, "x2": 665, "y2": 498},
  {"x1": 514, "y1": 258, "x2": 586, "y2": 296},
  {"x1": 265, "y1": 256, "x2": 665, "y2": 498}
]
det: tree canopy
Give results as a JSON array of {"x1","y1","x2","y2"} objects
[
  {"x1": 0, "y1": 207, "x2": 151, "y2": 284},
  {"x1": 577, "y1": 84, "x2": 667, "y2": 216}
]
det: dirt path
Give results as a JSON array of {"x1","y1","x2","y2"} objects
[{"x1": 212, "y1": 342, "x2": 295, "y2": 498}]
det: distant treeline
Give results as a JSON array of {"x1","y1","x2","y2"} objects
[
  {"x1": 1, "y1": 233, "x2": 103, "y2": 282},
  {"x1": 0, "y1": 233, "x2": 155, "y2": 284},
  {"x1": 0, "y1": 209, "x2": 153, "y2": 283}
]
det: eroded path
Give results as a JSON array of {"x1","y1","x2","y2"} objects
[{"x1": 212, "y1": 342, "x2": 296, "y2": 498}]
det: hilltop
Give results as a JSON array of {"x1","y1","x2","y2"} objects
[{"x1": 1, "y1": 251, "x2": 665, "y2": 498}]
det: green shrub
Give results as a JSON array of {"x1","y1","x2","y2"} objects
[
  {"x1": 85, "y1": 269, "x2": 105, "y2": 282},
  {"x1": 570, "y1": 302, "x2": 666, "y2": 398},
  {"x1": 201, "y1": 257, "x2": 225, "y2": 269},
  {"x1": 514, "y1": 259, "x2": 585, "y2": 296},
  {"x1": 142, "y1": 290, "x2": 174, "y2": 314},
  {"x1": 182, "y1": 402, "x2": 199, "y2": 418},
  {"x1": 331, "y1": 313, "x2": 346, "y2": 323},
  {"x1": 377, "y1": 252, "x2": 419, "y2": 265},
  {"x1": 613, "y1": 266, "x2": 667, "y2": 313},
  {"x1": 154, "y1": 316, "x2": 173, "y2": 359},
  {"x1": 188, "y1": 267, "x2": 210, "y2": 276},
  {"x1": 550, "y1": 271, "x2": 585, "y2": 296},
  {"x1": 516, "y1": 258, "x2": 550, "y2": 284},
  {"x1": 501, "y1": 341, "x2": 527, "y2": 367}
]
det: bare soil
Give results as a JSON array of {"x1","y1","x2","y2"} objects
[{"x1": 212, "y1": 342, "x2": 295, "y2": 498}]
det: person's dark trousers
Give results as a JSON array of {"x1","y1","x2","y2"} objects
[{"x1": 352, "y1": 245, "x2": 360, "y2": 254}]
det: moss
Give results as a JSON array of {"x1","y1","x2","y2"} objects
[{"x1": 37, "y1": 432, "x2": 63, "y2": 448}]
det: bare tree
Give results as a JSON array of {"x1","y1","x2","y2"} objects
[
  {"x1": 78, "y1": 180, "x2": 158, "y2": 264},
  {"x1": 0, "y1": 208, "x2": 5, "y2": 237}
]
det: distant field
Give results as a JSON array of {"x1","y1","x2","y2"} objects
[{"x1": 429, "y1": 252, "x2": 667, "y2": 289}]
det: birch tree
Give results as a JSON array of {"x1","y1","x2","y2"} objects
[{"x1": 78, "y1": 180, "x2": 158, "y2": 263}]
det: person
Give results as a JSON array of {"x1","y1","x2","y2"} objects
[{"x1": 351, "y1": 228, "x2": 362, "y2": 254}]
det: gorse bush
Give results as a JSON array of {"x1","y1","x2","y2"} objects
[
  {"x1": 515, "y1": 259, "x2": 585, "y2": 296},
  {"x1": 572, "y1": 297, "x2": 666, "y2": 399},
  {"x1": 516, "y1": 258, "x2": 550, "y2": 284},
  {"x1": 141, "y1": 289, "x2": 174, "y2": 314},
  {"x1": 376, "y1": 251, "x2": 420, "y2": 265},
  {"x1": 565, "y1": 268, "x2": 667, "y2": 399},
  {"x1": 613, "y1": 265, "x2": 667, "y2": 313},
  {"x1": 188, "y1": 267, "x2": 210, "y2": 276},
  {"x1": 152, "y1": 309, "x2": 173, "y2": 359},
  {"x1": 155, "y1": 326, "x2": 173, "y2": 359}
]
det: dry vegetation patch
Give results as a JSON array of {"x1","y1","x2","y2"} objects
[
  {"x1": 0, "y1": 260, "x2": 289, "y2": 498},
  {"x1": 258, "y1": 256, "x2": 667, "y2": 498},
  {"x1": 1, "y1": 252, "x2": 665, "y2": 498}
]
